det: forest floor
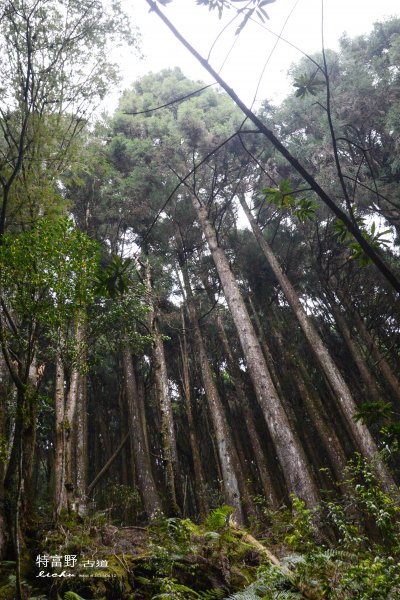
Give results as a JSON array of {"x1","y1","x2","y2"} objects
[
  {"x1": 0, "y1": 506, "x2": 286, "y2": 599},
  {"x1": 2, "y1": 487, "x2": 400, "y2": 599}
]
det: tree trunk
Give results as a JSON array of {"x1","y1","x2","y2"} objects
[
  {"x1": 179, "y1": 310, "x2": 208, "y2": 518},
  {"x1": 180, "y1": 263, "x2": 245, "y2": 523},
  {"x1": 329, "y1": 301, "x2": 382, "y2": 403},
  {"x1": 87, "y1": 432, "x2": 130, "y2": 496},
  {"x1": 347, "y1": 306, "x2": 400, "y2": 407},
  {"x1": 268, "y1": 313, "x2": 349, "y2": 483},
  {"x1": 75, "y1": 368, "x2": 88, "y2": 512},
  {"x1": 239, "y1": 194, "x2": 395, "y2": 492},
  {"x1": 53, "y1": 353, "x2": 66, "y2": 520},
  {"x1": 203, "y1": 287, "x2": 280, "y2": 508},
  {"x1": 193, "y1": 196, "x2": 319, "y2": 506},
  {"x1": 122, "y1": 344, "x2": 161, "y2": 518},
  {"x1": 64, "y1": 319, "x2": 83, "y2": 513},
  {"x1": 146, "y1": 263, "x2": 180, "y2": 514},
  {"x1": 0, "y1": 353, "x2": 8, "y2": 558}
]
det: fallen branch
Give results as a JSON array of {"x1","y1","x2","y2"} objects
[{"x1": 87, "y1": 431, "x2": 130, "y2": 495}]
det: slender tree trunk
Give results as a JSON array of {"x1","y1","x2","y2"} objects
[
  {"x1": 203, "y1": 286, "x2": 280, "y2": 508},
  {"x1": 267, "y1": 313, "x2": 349, "y2": 482},
  {"x1": 75, "y1": 368, "x2": 88, "y2": 512},
  {"x1": 247, "y1": 297, "x2": 297, "y2": 426},
  {"x1": 146, "y1": 264, "x2": 180, "y2": 514},
  {"x1": 239, "y1": 195, "x2": 396, "y2": 491},
  {"x1": 122, "y1": 343, "x2": 161, "y2": 518},
  {"x1": 19, "y1": 360, "x2": 39, "y2": 520},
  {"x1": 53, "y1": 353, "x2": 66, "y2": 520},
  {"x1": 345, "y1": 304, "x2": 400, "y2": 407},
  {"x1": 118, "y1": 382, "x2": 130, "y2": 486},
  {"x1": 179, "y1": 310, "x2": 208, "y2": 518},
  {"x1": 329, "y1": 301, "x2": 382, "y2": 402},
  {"x1": 0, "y1": 353, "x2": 8, "y2": 558},
  {"x1": 180, "y1": 263, "x2": 245, "y2": 523},
  {"x1": 4, "y1": 357, "x2": 39, "y2": 544},
  {"x1": 64, "y1": 319, "x2": 83, "y2": 513},
  {"x1": 87, "y1": 432, "x2": 130, "y2": 496},
  {"x1": 192, "y1": 196, "x2": 319, "y2": 505}
]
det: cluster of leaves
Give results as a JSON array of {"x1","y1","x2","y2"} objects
[
  {"x1": 99, "y1": 483, "x2": 142, "y2": 525},
  {"x1": 334, "y1": 217, "x2": 393, "y2": 266},
  {"x1": 195, "y1": 0, "x2": 275, "y2": 32},
  {"x1": 292, "y1": 71, "x2": 325, "y2": 98},
  {"x1": 354, "y1": 400, "x2": 400, "y2": 453},
  {"x1": 234, "y1": 456, "x2": 400, "y2": 599},
  {"x1": 91, "y1": 255, "x2": 152, "y2": 354},
  {"x1": 261, "y1": 179, "x2": 319, "y2": 223},
  {"x1": 137, "y1": 506, "x2": 259, "y2": 598},
  {"x1": 0, "y1": 218, "x2": 99, "y2": 330}
]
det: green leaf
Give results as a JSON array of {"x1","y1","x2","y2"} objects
[
  {"x1": 294, "y1": 197, "x2": 319, "y2": 222},
  {"x1": 205, "y1": 505, "x2": 234, "y2": 530},
  {"x1": 293, "y1": 73, "x2": 325, "y2": 98},
  {"x1": 354, "y1": 401, "x2": 393, "y2": 424},
  {"x1": 64, "y1": 592, "x2": 87, "y2": 600}
]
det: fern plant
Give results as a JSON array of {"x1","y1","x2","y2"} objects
[
  {"x1": 63, "y1": 592, "x2": 87, "y2": 600},
  {"x1": 205, "y1": 505, "x2": 234, "y2": 531}
]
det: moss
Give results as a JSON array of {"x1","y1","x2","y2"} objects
[{"x1": 0, "y1": 582, "x2": 15, "y2": 600}]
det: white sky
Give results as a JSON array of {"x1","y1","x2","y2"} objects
[{"x1": 106, "y1": 0, "x2": 400, "y2": 112}]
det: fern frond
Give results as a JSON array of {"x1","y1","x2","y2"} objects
[
  {"x1": 64, "y1": 592, "x2": 87, "y2": 600},
  {"x1": 205, "y1": 505, "x2": 234, "y2": 531}
]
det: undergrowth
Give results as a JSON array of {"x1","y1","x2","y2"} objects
[
  {"x1": 228, "y1": 455, "x2": 400, "y2": 599},
  {"x1": 3, "y1": 456, "x2": 400, "y2": 599}
]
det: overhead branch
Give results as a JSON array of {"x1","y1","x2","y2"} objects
[{"x1": 144, "y1": 0, "x2": 400, "y2": 294}]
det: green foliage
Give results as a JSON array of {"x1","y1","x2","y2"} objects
[
  {"x1": 205, "y1": 505, "x2": 234, "y2": 531},
  {"x1": 151, "y1": 576, "x2": 220, "y2": 599},
  {"x1": 293, "y1": 72, "x2": 325, "y2": 98},
  {"x1": 334, "y1": 216, "x2": 393, "y2": 265},
  {"x1": 262, "y1": 179, "x2": 295, "y2": 209},
  {"x1": 99, "y1": 483, "x2": 142, "y2": 525},
  {"x1": 63, "y1": 592, "x2": 86, "y2": 600},
  {"x1": 293, "y1": 197, "x2": 319, "y2": 223},
  {"x1": 261, "y1": 179, "x2": 318, "y2": 222},
  {"x1": 381, "y1": 422, "x2": 400, "y2": 452},
  {"x1": 95, "y1": 255, "x2": 136, "y2": 299},
  {"x1": 284, "y1": 496, "x2": 318, "y2": 552},
  {"x1": 92, "y1": 286, "x2": 151, "y2": 354},
  {"x1": 247, "y1": 457, "x2": 400, "y2": 599},
  {"x1": 0, "y1": 218, "x2": 99, "y2": 330},
  {"x1": 149, "y1": 515, "x2": 193, "y2": 554},
  {"x1": 195, "y1": 0, "x2": 275, "y2": 26},
  {"x1": 354, "y1": 401, "x2": 393, "y2": 424}
]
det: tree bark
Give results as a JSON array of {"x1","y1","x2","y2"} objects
[
  {"x1": 179, "y1": 309, "x2": 208, "y2": 518},
  {"x1": 180, "y1": 263, "x2": 245, "y2": 523},
  {"x1": 0, "y1": 353, "x2": 8, "y2": 558},
  {"x1": 53, "y1": 353, "x2": 66, "y2": 520},
  {"x1": 146, "y1": 263, "x2": 180, "y2": 514},
  {"x1": 203, "y1": 287, "x2": 280, "y2": 508},
  {"x1": 239, "y1": 195, "x2": 396, "y2": 491},
  {"x1": 192, "y1": 196, "x2": 319, "y2": 506},
  {"x1": 122, "y1": 344, "x2": 161, "y2": 518},
  {"x1": 64, "y1": 318, "x2": 84, "y2": 513},
  {"x1": 75, "y1": 368, "x2": 88, "y2": 512},
  {"x1": 267, "y1": 313, "x2": 349, "y2": 483},
  {"x1": 329, "y1": 301, "x2": 382, "y2": 403},
  {"x1": 345, "y1": 304, "x2": 400, "y2": 407}
]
